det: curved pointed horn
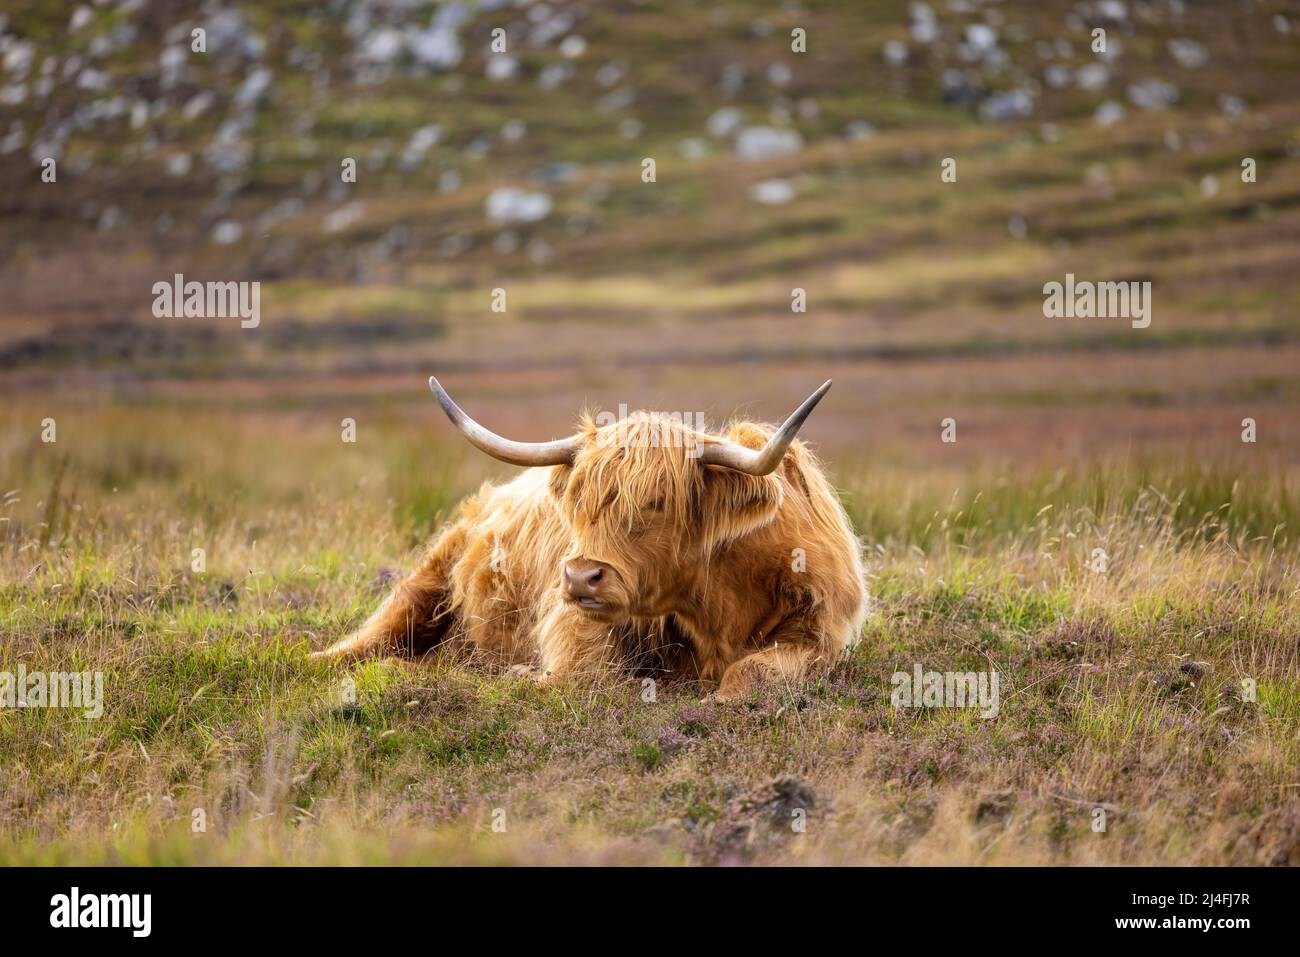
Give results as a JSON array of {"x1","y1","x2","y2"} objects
[
  {"x1": 698, "y1": 380, "x2": 832, "y2": 475},
  {"x1": 428, "y1": 376, "x2": 578, "y2": 467}
]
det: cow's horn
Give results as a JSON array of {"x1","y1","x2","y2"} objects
[
  {"x1": 699, "y1": 380, "x2": 832, "y2": 476},
  {"x1": 429, "y1": 376, "x2": 579, "y2": 467}
]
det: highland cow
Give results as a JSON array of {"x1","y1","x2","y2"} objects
[{"x1": 315, "y1": 376, "x2": 868, "y2": 699}]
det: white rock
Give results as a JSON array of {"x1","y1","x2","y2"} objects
[
  {"x1": 1094, "y1": 101, "x2": 1125, "y2": 126},
  {"x1": 595, "y1": 61, "x2": 627, "y2": 88},
  {"x1": 400, "y1": 124, "x2": 441, "y2": 169},
  {"x1": 325, "y1": 202, "x2": 365, "y2": 234},
  {"x1": 1127, "y1": 78, "x2": 1178, "y2": 111},
  {"x1": 706, "y1": 107, "x2": 743, "y2": 138},
  {"x1": 211, "y1": 221, "x2": 243, "y2": 245},
  {"x1": 1044, "y1": 64, "x2": 1072, "y2": 88},
  {"x1": 1097, "y1": 1, "x2": 1128, "y2": 21},
  {"x1": 77, "y1": 68, "x2": 109, "y2": 91},
  {"x1": 486, "y1": 188, "x2": 552, "y2": 224},
  {"x1": 751, "y1": 179, "x2": 795, "y2": 204},
  {"x1": 980, "y1": 89, "x2": 1033, "y2": 122},
  {"x1": 538, "y1": 63, "x2": 572, "y2": 89},
  {"x1": 597, "y1": 87, "x2": 636, "y2": 112},
  {"x1": 410, "y1": 25, "x2": 462, "y2": 70},
  {"x1": 965, "y1": 24, "x2": 998, "y2": 57},
  {"x1": 734, "y1": 126, "x2": 803, "y2": 161},
  {"x1": 1075, "y1": 63, "x2": 1109, "y2": 91},
  {"x1": 182, "y1": 91, "x2": 214, "y2": 120},
  {"x1": 0, "y1": 122, "x2": 23, "y2": 154},
  {"x1": 909, "y1": 3, "x2": 938, "y2": 44},
  {"x1": 204, "y1": 134, "x2": 251, "y2": 174},
  {"x1": 206, "y1": 9, "x2": 261, "y2": 58},
  {"x1": 1168, "y1": 38, "x2": 1207, "y2": 69},
  {"x1": 158, "y1": 46, "x2": 186, "y2": 89},
  {"x1": 234, "y1": 68, "x2": 272, "y2": 109},
  {"x1": 358, "y1": 29, "x2": 403, "y2": 64},
  {"x1": 3, "y1": 41, "x2": 33, "y2": 76},
  {"x1": 486, "y1": 55, "x2": 519, "y2": 81},
  {"x1": 31, "y1": 140, "x2": 61, "y2": 164}
]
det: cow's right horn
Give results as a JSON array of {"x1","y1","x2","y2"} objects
[{"x1": 429, "y1": 376, "x2": 579, "y2": 467}]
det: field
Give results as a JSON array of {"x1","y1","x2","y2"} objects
[{"x1": 1, "y1": 0, "x2": 1298, "y2": 865}]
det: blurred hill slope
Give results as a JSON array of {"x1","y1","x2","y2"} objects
[{"x1": 0, "y1": 0, "x2": 1297, "y2": 463}]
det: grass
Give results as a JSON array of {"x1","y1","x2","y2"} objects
[{"x1": 1, "y1": 408, "x2": 1296, "y2": 865}]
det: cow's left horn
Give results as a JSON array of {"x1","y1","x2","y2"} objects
[
  {"x1": 698, "y1": 380, "x2": 832, "y2": 476},
  {"x1": 429, "y1": 376, "x2": 579, "y2": 467}
]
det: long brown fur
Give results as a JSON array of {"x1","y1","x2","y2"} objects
[{"x1": 315, "y1": 410, "x2": 868, "y2": 699}]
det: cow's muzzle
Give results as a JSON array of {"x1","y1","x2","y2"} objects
[{"x1": 564, "y1": 560, "x2": 611, "y2": 612}]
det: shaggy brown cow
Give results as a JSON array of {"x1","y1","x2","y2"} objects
[{"x1": 316, "y1": 377, "x2": 868, "y2": 699}]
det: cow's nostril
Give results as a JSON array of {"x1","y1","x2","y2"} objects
[{"x1": 564, "y1": 562, "x2": 607, "y2": 600}]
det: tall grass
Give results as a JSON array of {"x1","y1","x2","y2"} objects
[{"x1": 843, "y1": 460, "x2": 1299, "y2": 552}]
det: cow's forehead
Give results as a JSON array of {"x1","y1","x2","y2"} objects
[
  {"x1": 564, "y1": 419, "x2": 705, "y2": 511},
  {"x1": 587, "y1": 410, "x2": 712, "y2": 444}
]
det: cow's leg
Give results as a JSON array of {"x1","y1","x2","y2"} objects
[
  {"x1": 312, "y1": 525, "x2": 466, "y2": 664},
  {"x1": 714, "y1": 642, "x2": 827, "y2": 700},
  {"x1": 713, "y1": 610, "x2": 855, "y2": 700}
]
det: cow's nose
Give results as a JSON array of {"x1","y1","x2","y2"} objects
[{"x1": 564, "y1": 562, "x2": 606, "y2": 599}]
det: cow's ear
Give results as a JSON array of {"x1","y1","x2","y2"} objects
[{"x1": 698, "y1": 465, "x2": 782, "y2": 543}]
